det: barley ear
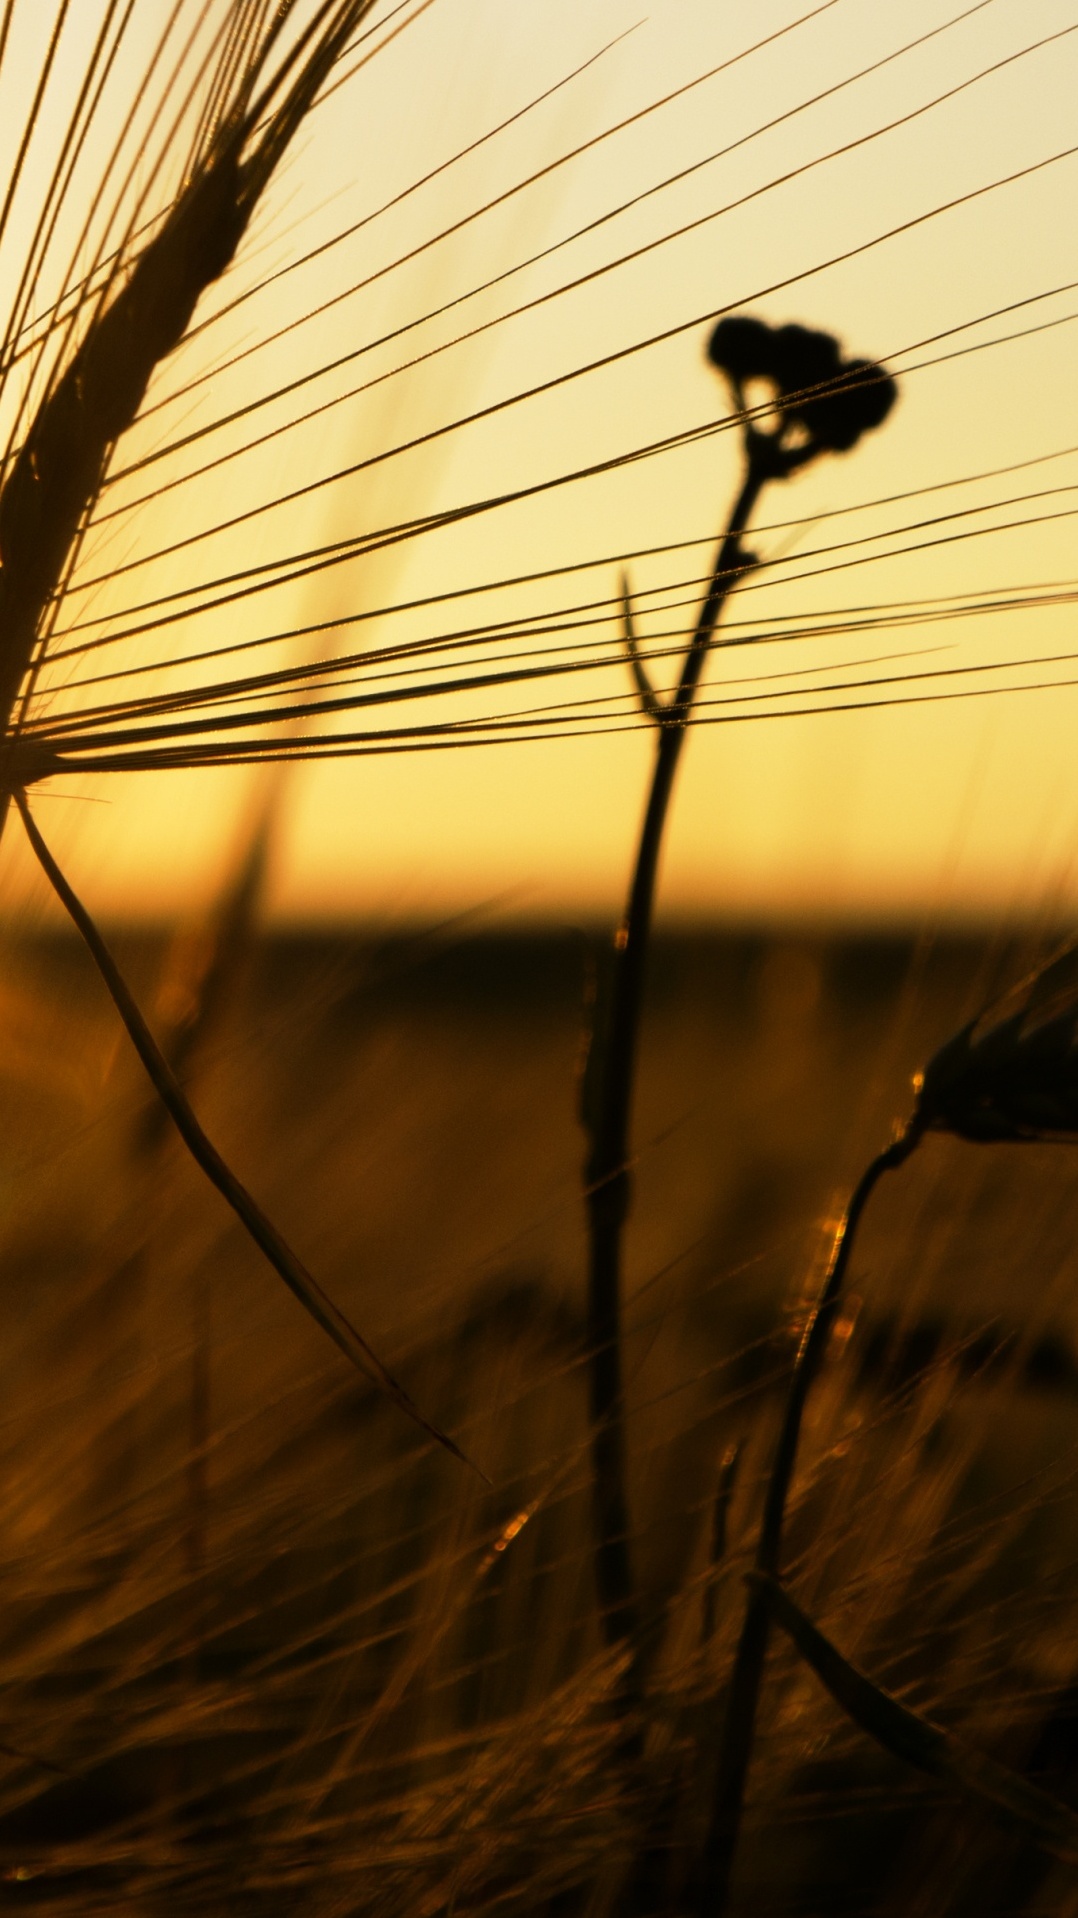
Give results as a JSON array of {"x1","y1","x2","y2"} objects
[
  {"x1": 916, "y1": 938, "x2": 1078, "y2": 1141},
  {"x1": 0, "y1": 3, "x2": 379, "y2": 749},
  {"x1": 0, "y1": 134, "x2": 251, "y2": 734}
]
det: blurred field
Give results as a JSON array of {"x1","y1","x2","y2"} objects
[{"x1": 2, "y1": 924, "x2": 1078, "y2": 1912}]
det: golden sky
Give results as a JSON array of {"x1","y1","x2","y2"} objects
[{"x1": 3, "y1": 0, "x2": 1078, "y2": 925}]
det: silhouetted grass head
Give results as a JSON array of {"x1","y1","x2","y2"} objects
[
  {"x1": 0, "y1": 0, "x2": 378, "y2": 780},
  {"x1": 707, "y1": 311, "x2": 897, "y2": 474},
  {"x1": 915, "y1": 941, "x2": 1078, "y2": 1142}
]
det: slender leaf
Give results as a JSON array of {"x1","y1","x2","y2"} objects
[{"x1": 751, "y1": 1572, "x2": 1078, "y2": 1864}]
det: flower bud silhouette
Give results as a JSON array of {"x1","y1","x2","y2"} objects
[
  {"x1": 797, "y1": 357, "x2": 897, "y2": 452},
  {"x1": 706, "y1": 314, "x2": 776, "y2": 382},
  {"x1": 707, "y1": 312, "x2": 896, "y2": 465},
  {"x1": 769, "y1": 320, "x2": 842, "y2": 391}
]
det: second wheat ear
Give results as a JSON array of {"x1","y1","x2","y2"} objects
[
  {"x1": 13, "y1": 787, "x2": 481, "y2": 1477},
  {"x1": 705, "y1": 936, "x2": 1078, "y2": 1911}
]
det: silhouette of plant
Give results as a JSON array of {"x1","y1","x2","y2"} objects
[
  {"x1": 0, "y1": 2, "x2": 468, "y2": 1466},
  {"x1": 703, "y1": 936, "x2": 1078, "y2": 1912},
  {"x1": 580, "y1": 311, "x2": 896, "y2": 1674}
]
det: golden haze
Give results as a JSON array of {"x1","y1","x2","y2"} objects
[{"x1": 2, "y1": 0, "x2": 1077, "y2": 925}]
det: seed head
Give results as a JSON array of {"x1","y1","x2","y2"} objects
[
  {"x1": 706, "y1": 314, "x2": 776, "y2": 383},
  {"x1": 707, "y1": 312, "x2": 896, "y2": 466},
  {"x1": 915, "y1": 943, "x2": 1078, "y2": 1142}
]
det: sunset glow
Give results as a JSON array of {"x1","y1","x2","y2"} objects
[{"x1": 3, "y1": 0, "x2": 1077, "y2": 925}]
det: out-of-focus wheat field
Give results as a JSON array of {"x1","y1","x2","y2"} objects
[{"x1": 3, "y1": 923, "x2": 1078, "y2": 1913}]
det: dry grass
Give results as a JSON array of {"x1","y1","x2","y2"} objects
[{"x1": 0, "y1": 927, "x2": 1076, "y2": 1911}]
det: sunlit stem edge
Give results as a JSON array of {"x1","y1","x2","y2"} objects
[{"x1": 700, "y1": 1117, "x2": 923, "y2": 1913}]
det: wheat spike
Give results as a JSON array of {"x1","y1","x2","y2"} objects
[{"x1": 0, "y1": 0, "x2": 376, "y2": 774}]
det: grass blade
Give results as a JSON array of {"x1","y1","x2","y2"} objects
[
  {"x1": 14, "y1": 786, "x2": 480, "y2": 1477},
  {"x1": 752, "y1": 1572, "x2": 1078, "y2": 1863}
]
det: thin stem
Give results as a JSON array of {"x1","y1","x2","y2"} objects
[
  {"x1": 698, "y1": 1119, "x2": 922, "y2": 1915},
  {"x1": 14, "y1": 787, "x2": 477, "y2": 1476},
  {"x1": 583, "y1": 450, "x2": 767, "y2": 1653}
]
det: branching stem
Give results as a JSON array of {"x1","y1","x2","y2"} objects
[{"x1": 583, "y1": 446, "x2": 768, "y2": 1654}]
